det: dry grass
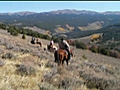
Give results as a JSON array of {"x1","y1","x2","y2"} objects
[
  {"x1": 0, "y1": 54, "x2": 44, "y2": 90},
  {"x1": 0, "y1": 30, "x2": 46, "y2": 90},
  {"x1": 0, "y1": 29, "x2": 120, "y2": 90}
]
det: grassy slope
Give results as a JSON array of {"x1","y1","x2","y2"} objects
[{"x1": 0, "y1": 29, "x2": 120, "y2": 90}]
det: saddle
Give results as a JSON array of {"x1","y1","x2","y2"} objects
[
  {"x1": 63, "y1": 49, "x2": 70, "y2": 60},
  {"x1": 63, "y1": 50, "x2": 68, "y2": 55}
]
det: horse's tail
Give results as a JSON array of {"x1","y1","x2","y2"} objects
[
  {"x1": 54, "y1": 50, "x2": 60, "y2": 65},
  {"x1": 54, "y1": 51, "x2": 58, "y2": 62}
]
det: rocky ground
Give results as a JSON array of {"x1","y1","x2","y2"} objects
[{"x1": 0, "y1": 29, "x2": 120, "y2": 90}]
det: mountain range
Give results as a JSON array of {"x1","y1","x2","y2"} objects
[
  {"x1": 1, "y1": 9, "x2": 120, "y2": 38},
  {"x1": 1, "y1": 9, "x2": 120, "y2": 15}
]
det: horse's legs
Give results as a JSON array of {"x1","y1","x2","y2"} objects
[
  {"x1": 66, "y1": 49, "x2": 71, "y2": 60},
  {"x1": 39, "y1": 42, "x2": 42, "y2": 47},
  {"x1": 66, "y1": 60, "x2": 69, "y2": 66},
  {"x1": 62, "y1": 60, "x2": 64, "y2": 65},
  {"x1": 55, "y1": 51, "x2": 60, "y2": 65}
]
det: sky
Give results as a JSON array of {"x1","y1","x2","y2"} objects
[{"x1": 0, "y1": 1, "x2": 120, "y2": 13}]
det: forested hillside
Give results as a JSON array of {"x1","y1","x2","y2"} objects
[{"x1": 95, "y1": 24, "x2": 120, "y2": 52}]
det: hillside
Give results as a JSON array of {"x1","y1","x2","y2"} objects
[
  {"x1": 0, "y1": 29, "x2": 120, "y2": 90},
  {"x1": 93, "y1": 24, "x2": 120, "y2": 52}
]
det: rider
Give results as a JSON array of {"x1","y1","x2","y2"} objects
[
  {"x1": 32, "y1": 37, "x2": 35, "y2": 41},
  {"x1": 50, "y1": 38, "x2": 54, "y2": 47},
  {"x1": 49, "y1": 38, "x2": 58, "y2": 51},
  {"x1": 31, "y1": 36, "x2": 36, "y2": 44},
  {"x1": 59, "y1": 38, "x2": 71, "y2": 60}
]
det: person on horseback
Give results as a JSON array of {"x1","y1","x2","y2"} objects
[
  {"x1": 59, "y1": 38, "x2": 71, "y2": 60},
  {"x1": 32, "y1": 37, "x2": 35, "y2": 41},
  {"x1": 50, "y1": 38, "x2": 54, "y2": 47},
  {"x1": 31, "y1": 36, "x2": 36, "y2": 44},
  {"x1": 48, "y1": 38, "x2": 58, "y2": 52}
]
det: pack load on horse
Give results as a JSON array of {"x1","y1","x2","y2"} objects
[
  {"x1": 47, "y1": 38, "x2": 57, "y2": 53},
  {"x1": 36, "y1": 39, "x2": 42, "y2": 47},
  {"x1": 31, "y1": 37, "x2": 42, "y2": 47},
  {"x1": 54, "y1": 38, "x2": 73, "y2": 65}
]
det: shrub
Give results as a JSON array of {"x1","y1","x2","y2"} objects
[
  {"x1": 22, "y1": 34, "x2": 26, "y2": 39},
  {"x1": 58, "y1": 76, "x2": 83, "y2": 89},
  {"x1": 16, "y1": 62, "x2": 36, "y2": 76},
  {"x1": 5, "y1": 41, "x2": 15, "y2": 50},
  {"x1": 89, "y1": 45, "x2": 98, "y2": 53},
  {"x1": 99, "y1": 48, "x2": 110, "y2": 56},
  {"x1": 82, "y1": 54, "x2": 87, "y2": 59},
  {"x1": 0, "y1": 23, "x2": 7, "y2": 29},
  {"x1": 0, "y1": 49, "x2": 4, "y2": 55},
  {"x1": 0, "y1": 38, "x2": 6, "y2": 45},
  {"x1": 52, "y1": 37, "x2": 61, "y2": 43},
  {"x1": 2, "y1": 52, "x2": 16, "y2": 60},
  {"x1": 42, "y1": 35, "x2": 51, "y2": 40},
  {"x1": 45, "y1": 61, "x2": 57, "y2": 68},
  {"x1": 38, "y1": 83, "x2": 55, "y2": 90},
  {"x1": 11, "y1": 30, "x2": 19, "y2": 36},
  {"x1": 75, "y1": 41, "x2": 87, "y2": 50},
  {"x1": 0, "y1": 59, "x2": 5, "y2": 66},
  {"x1": 79, "y1": 70, "x2": 117, "y2": 90},
  {"x1": 91, "y1": 48, "x2": 98, "y2": 53},
  {"x1": 109, "y1": 50, "x2": 120, "y2": 58}
]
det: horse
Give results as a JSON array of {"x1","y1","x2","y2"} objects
[
  {"x1": 31, "y1": 37, "x2": 36, "y2": 44},
  {"x1": 36, "y1": 41, "x2": 42, "y2": 47},
  {"x1": 31, "y1": 40, "x2": 36, "y2": 44},
  {"x1": 47, "y1": 44, "x2": 57, "y2": 53},
  {"x1": 54, "y1": 49, "x2": 73, "y2": 66},
  {"x1": 31, "y1": 38, "x2": 42, "y2": 47}
]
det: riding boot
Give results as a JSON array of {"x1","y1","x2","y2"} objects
[{"x1": 66, "y1": 49, "x2": 70, "y2": 60}]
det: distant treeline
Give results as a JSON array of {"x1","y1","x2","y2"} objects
[{"x1": 0, "y1": 23, "x2": 51, "y2": 40}]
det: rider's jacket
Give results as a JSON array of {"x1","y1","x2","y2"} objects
[{"x1": 59, "y1": 40, "x2": 70, "y2": 50}]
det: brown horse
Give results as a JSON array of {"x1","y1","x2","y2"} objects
[
  {"x1": 36, "y1": 41, "x2": 42, "y2": 47},
  {"x1": 54, "y1": 49, "x2": 73, "y2": 66},
  {"x1": 36, "y1": 39, "x2": 42, "y2": 47}
]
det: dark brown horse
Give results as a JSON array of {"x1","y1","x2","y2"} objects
[{"x1": 54, "y1": 49, "x2": 73, "y2": 66}]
